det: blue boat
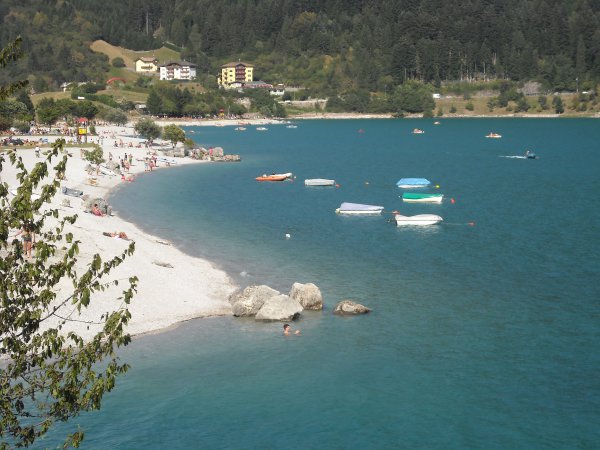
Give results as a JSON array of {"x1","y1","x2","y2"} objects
[{"x1": 396, "y1": 178, "x2": 431, "y2": 188}]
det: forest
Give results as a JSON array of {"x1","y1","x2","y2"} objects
[{"x1": 1, "y1": 0, "x2": 600, "y2": 95}]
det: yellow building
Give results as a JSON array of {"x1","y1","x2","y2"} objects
[
  {"x1": 218, "y1": 62, "x2": 254, "y2": 87},
  {"x1": 135, "y1": 57, "x2": 159, "y2": 73}
]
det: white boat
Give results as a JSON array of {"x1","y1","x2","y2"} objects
[
  {"x1": 336, "y1": 202, "x2": 384, "y2": 215},
  {"x1": 412, "y1": 128, "x2": 425, "y2": 134},
  {"x1": 157, "y1": 157, "x2": 177, "y2": 165},
  {"x1": 256, "y1": 127, "x2": 268, "y2": 131},
  {"x1": 98, "y1": 165, "x2": 116, "y2": 176},
  {"x1": 395, "y1": 214, "x2": 443, "y2": 226},
  {"x1": 286, "y1": 125, "x2": 298, "y2": 129},
  {"x1": 305, "y1": 178, "x2": 335, "y2": 186},
  {"x1": 234, "y1": 127, "x2": 247, "y2": 131}
]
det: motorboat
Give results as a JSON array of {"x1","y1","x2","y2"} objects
[
  {"x1": 256, "y1": 127, "x2": 268, "y2": 131},
  {"x1": 412, "y1": 128, "x2": 425, "y2": 134},
  {"x1": 336, "y1": 202, "x2": 384, "y2": 215},
  {"x1": 256, "y1": 172, "x2": 293, "y2": 182},
  {"x1": 396, "y1": 178, "x2": 431, "y2": 188},
  {"x1": 286, "y1": 125, "x2": 298, "y2": 129},
  {"x1": 524, "y1": 150, "x2": 538, "y2": 159},
  {"x1": 305, "y1": 178, "x2": 335, "y2": 186},
  {"x1": 401, "y1": 192, "x2": 443, "y2": 203},
  {"x1": 234, "y1": 127, "x2": 247, "y2": 131},
  {"x1": 486, "y1": 132, "x2": 502, "y2": 138},
  {"x1": 395, "y1": 214, "x2": 443, "y2": 226}
]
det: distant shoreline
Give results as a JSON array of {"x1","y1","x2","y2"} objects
[{"x1": 153, "y1": 111, "x2": 599, "y2": 127}]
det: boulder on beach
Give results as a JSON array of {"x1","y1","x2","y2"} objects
[
  {"x1": 255, "y1": 294, "x2": 303, "y2": 321},
  {"x1": 228, "y1": 285, "x2": 281, "y2": 317},
  {"x1": 289, "y1": 282, "x2": 323, "y2": 310},
  {"x1": 333, "y1": 300, "x2": 371, "y2": 315}
]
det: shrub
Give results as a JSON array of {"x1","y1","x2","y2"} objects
[
  {"x1": 465, "y1": 101, "x2": 474, "y2": 111},
  {"x1": 449, "y1": 105, "x2": 457, "y2": 113},
  {"x1": 112, "y1": 57, "x2": 126, "y2": 68}
]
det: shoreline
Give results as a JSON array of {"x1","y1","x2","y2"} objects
[
  {"x1": 3, "y1": 126, "x2": 237, "y2": 342},
  {"x1": 154, "y1": 112, "x2": 600, "y2": 127}
]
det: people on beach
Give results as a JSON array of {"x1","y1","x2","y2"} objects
[
  {"x1": 15, "y1": 223, "x2": 35, "y2": 258},
  {"x1": 91, "y1": 203, "x2": 105, "y2": 216},
  {"x1": 35, "y1": 145, "x2": 40, "y2": 158},
  {"x1": 283, "y1": 323, "x2": 300, "y2": 336}
]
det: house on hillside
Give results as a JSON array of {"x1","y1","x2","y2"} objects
[
  {"x1": 159, "y1": 61, "x2": 197, "y2": 81},
  {"x1": 218, "y1": 62, "x2": 253, "y2": 88},
  {"x1": 135, "y1": 57, "x2": 159, "y2": 73}
]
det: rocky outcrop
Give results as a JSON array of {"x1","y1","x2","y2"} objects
[
  {"x1": 228, "y1": 285, "x2": 281, "y2": 317},
  {"x1": 333, "y1": 300, "x2": 371, "y2": 315},
  {"x1": 289, "y1": 282, "x2": 323, "y2": 310},
  {"x1": 255, "y1": 294, "x2": 303, "y2": 321}
]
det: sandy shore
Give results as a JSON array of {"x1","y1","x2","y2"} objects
[{"x1": 2, "y1": 126, "x2": 236, "y2": 341}]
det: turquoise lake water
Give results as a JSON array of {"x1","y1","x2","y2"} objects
[{"x1": 45, "y1": 119, "x2": 599, "y2": 448}]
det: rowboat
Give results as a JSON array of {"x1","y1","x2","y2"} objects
[
  {"x1": 401, "y1": 192, "x2": 444, "y2": 203},
  {"x1": 256, "y1": 172, "x2": 293, "y2": 182},
  {"x1": 336, "y1": 202, "x2": 384, "y2": 215},
  {"x1": 395, "y1": 214, "x2": 443, "y2": 226},
  {"x1": 486, "y1": 132, "x2": 502, "y2": 138},
  {"x1": 396, "y1": 178, "x2": 431, "y2": 188},
  {"x1": 305, "y1": 178, "x2": 335, "y2": 186}
]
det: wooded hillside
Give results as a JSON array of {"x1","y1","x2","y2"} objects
[{"x1": 1, "y1": 0, "x2": 599, "y2": 93}]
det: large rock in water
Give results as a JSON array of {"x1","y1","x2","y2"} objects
[
  {"x1": 289, "y1": 282, "x2": 323, "y2": 310},
  {"x1": 255, "y1": 294, "x2": 303, "y2": 321},
  {"x1": 333, "y1": 300, "x2": 371, "y2": 315},
  {"x1": 228, "y1": 285, "x2": 280, "y2": 317}
]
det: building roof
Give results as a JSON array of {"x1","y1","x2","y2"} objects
[
  {"x1": 136, "y1": 57, "x2": 158, "y2": 62},
  {"x1": 159, "y1": 60, "x2": 197, "y2": 68},
  {"x1": 221, "y1": 61, "x2": 253, "y2": 68}
]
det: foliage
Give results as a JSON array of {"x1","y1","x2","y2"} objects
[
  {"x1": 162, "y1": 124, "x2": 186, "y2": 147},
  {"x1": 1, "y1": 39, "x2": 136, "y2": 448},
  {"x1": 102, "y1": 108, "x2": 128, "y2": 125},
  {"x1": 134, "y1": 117, "x2": 161, "y2": 141},
  {"x1": 82, "y1": 145, "x2": 105, "y2": 165},
  {"x1": 552, "y1": 95, "x2": 564, "y2": 114},
  {"x1": 389, "y1": 81, "x2": 434, "y2": 114},
  {"x1": 111, "y1": 57, "x2": 126, "y2": 68},
  {"x1": 465, "y1": 101, "x2": 475, "y2": 111}
]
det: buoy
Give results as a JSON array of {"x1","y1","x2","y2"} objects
[
  {"x1": 451, "y1": 198, "x2": 455, "y2": 204},
  {"x1": 435, "y1": 185, "x2": 440, "y2": 189},
  {"x1": 285, "y1": 233, "x2": 291, "y2": 239}
]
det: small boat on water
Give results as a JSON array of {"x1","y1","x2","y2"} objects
[
  {"x1": 524, "y1": 150, "x2": 538, "y2": 159},
  {"x1": 336, "y1": 202, "x2": 384, "y2": 215},
  {"x1": 256, "y1": 172, "x2": 293, "y2": 182},
  {"x1": 286, "y1": 125, "x2": 298, "y2": 129},
  {"x1": 305, "y1": 178, "x2": 335, "y2": 186},
  {"x1": 234, "y1": 127, "x2": 247, "y2": 131},
  {"x1": 395, "y1": 214, "x2": 443, "y2": 226},
  {"x1": 412, "y1": 128, "x2": 425, "y2": 134},
  {"x1": 486, "y1": 132, "x2": 502, "y2": 139},
  {"x1": 401, "y1": 192, "x2": 444, "y2": 203},
  {"x1": 256, "y1": 127, "x2": 268, "y2": 131},
  {"x1": 396, "y1": 178, "x2": 431, "y2": 188}
]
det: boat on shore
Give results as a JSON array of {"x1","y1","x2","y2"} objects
[
  {"x1": 401, "y1": 192, "x2": 444, "y2": 203},
  {"x1": 305, "y1": 178, "x2": 335, "y2": 186},
  {"x1": 396, "y1": 178, "x2": 431, "y2": 188},
  {"x1": 486, "y1": 132, "x2": 502, "y2": 139},
  {"x1": 256, "y1": 172, "x2": 293, "y2": 182},
  {"x1": 395, "y1": 214, "x2": 443, "y2": 226},
  {"x1": 336, "y1": 202, "x2": 384, "y2": 215}
]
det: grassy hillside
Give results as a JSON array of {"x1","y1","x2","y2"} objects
[{"x1": 90, "y1": 40, "x2": 180, "y2": 69}]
